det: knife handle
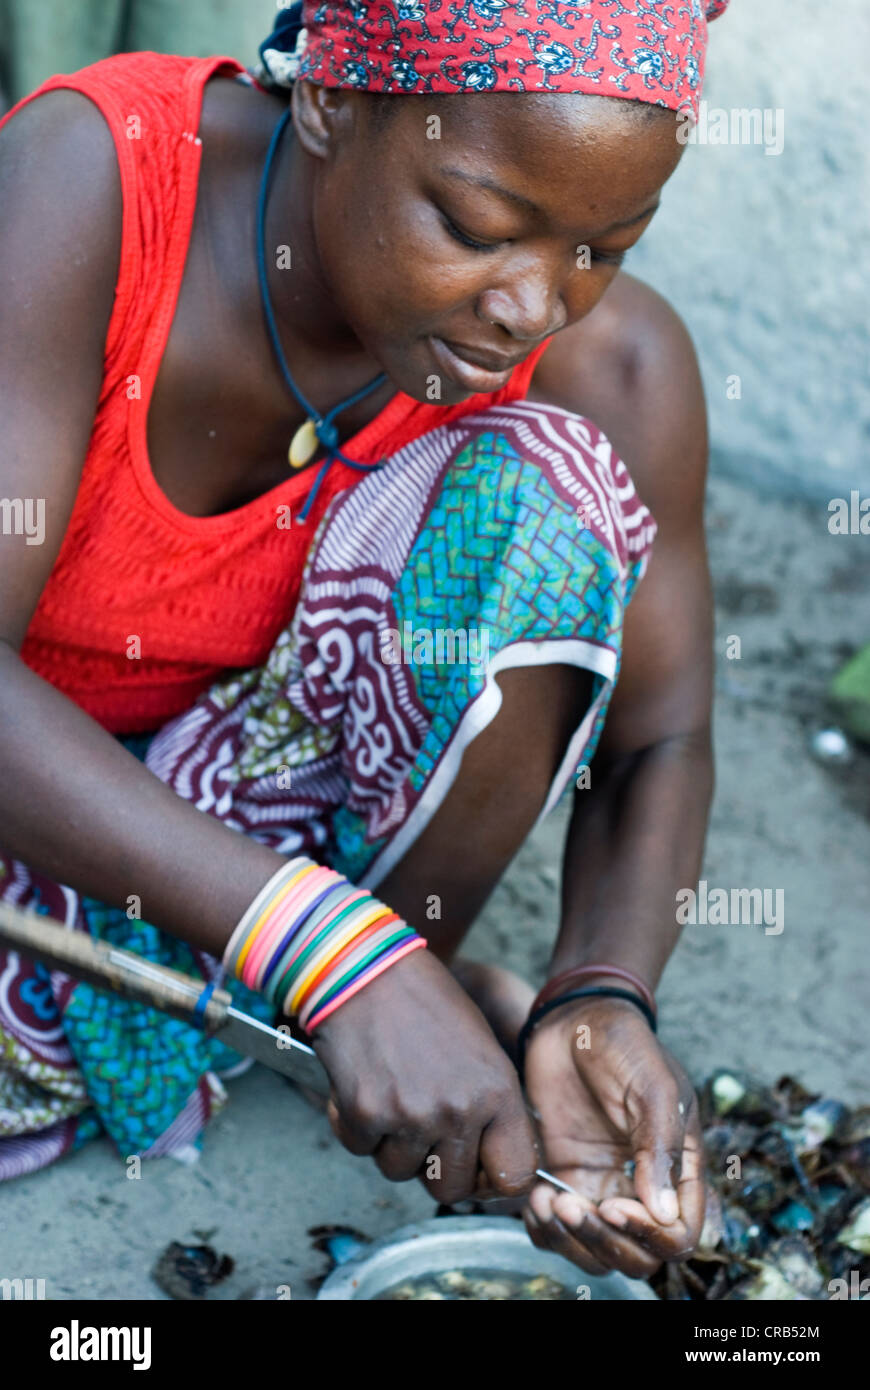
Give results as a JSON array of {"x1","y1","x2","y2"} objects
[{"x1": 0, "y1": 899, "x2": 231, "y2": 1032}]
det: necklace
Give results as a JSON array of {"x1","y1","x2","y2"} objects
[{"x1": 256, "y1": 105, "x2": 387, "y2": 519}]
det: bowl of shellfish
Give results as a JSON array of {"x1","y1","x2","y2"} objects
[{"x1": 316, "y1": 1215, "x2": 657, "y2": 1301}]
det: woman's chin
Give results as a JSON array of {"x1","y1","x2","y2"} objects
[
  {"x1": 388, "y1": 366, "x2": 480, "y2": 408},
  {"x1": 371, "y1": 341, "x2": 481, "y2": 407}
]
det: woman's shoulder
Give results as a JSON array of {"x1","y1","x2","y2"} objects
[
  {"x1": 0, "y1": 86, "x2": 121, "y2": 285},
  {"x1": 0, "y1": 52, "x2": 246, "y2": 151},
  {"x1": 529, "y1": 272, "x2": 708, "y2": 526},
  {"x1": 0, "y1": 52, "x2": 199, "y2": 193}
]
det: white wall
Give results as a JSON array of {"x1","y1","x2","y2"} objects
[{"x1": 629, "y1": 0, "x2": 870, "y2": 499}]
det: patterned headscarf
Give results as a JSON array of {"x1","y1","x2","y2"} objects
[{"x1": 258, "y1": 0, "x2": 730, "y2": 119}]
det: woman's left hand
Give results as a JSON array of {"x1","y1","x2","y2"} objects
[{"x1": 522, "y1": 995, "x2": 706, "y2": 1278}]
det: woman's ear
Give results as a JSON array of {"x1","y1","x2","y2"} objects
[{"x1": 291, "y1": 80, "x2": 354, "y2": 159}]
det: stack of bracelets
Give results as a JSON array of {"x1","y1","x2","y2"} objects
[
  {"x1": 516, "y1": 963, "x2": 658, "y2": 1082},
  {"x1": 222, "y1": 856, "x2": 427, "y2": 1033}
]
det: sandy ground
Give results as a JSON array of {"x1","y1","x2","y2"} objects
[{"x1": 1, "y1": 471, "x2": 866, "y2": 1300}]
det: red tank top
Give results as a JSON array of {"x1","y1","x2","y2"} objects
[{"x1": 4, "y1": 54, "x2": 549, "y2": 736}]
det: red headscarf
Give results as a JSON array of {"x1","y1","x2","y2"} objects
[{"x1": 260, "y1": 0, "x2": 730, "y2": 119}]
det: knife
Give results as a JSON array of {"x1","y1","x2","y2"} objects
[
  {"x1": 0, "y1": 900, "x2": 580, "y2": 1195},
  {"x1": 0, "y1": 899, "x2": 331, "y2": 1096}
]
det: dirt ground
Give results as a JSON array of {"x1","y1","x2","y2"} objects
[{"x1": 2, "y1": 471, "x2": 866, "y2": 1300}]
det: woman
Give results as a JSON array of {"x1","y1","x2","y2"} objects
[{"x1": 0, "y1": 0, "x2": 726, "y2": 1279}]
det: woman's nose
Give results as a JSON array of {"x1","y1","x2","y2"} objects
[
  {"x1": 477, "y1": 264, "x2": 569, "y2": 342},
  {"x1": 475, "y1": 248, "x2": 603, "y2": 340}
]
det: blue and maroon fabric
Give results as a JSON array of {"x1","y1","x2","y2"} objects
[{"x1": 0, "y1": 402, "x2": 655, "y2": 1178}]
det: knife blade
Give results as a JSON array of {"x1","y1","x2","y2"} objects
[{"x1": 220, "y1": 1006, "x2": 331, "y2": 1094}]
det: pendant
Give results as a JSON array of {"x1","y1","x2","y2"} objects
[{"x1": 288, "y1": 418, "x2": 319, "y2": 469}]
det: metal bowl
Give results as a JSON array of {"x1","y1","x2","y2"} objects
[{"x1": 317, "y1": 1215, "x2": 657, "y2": 1300}]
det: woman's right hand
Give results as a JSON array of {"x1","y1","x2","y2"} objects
[{"x1": 309, "y1": 948, "x2": 539, "y2": 1205}]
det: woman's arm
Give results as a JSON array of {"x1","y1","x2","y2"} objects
[
  {"x1": 556, "y1": 403, "x2": 713, "y2": 983},
  {"x1": 0, "y1": 93, "x2": 538, "y2": 1202},
  {"x1": 519, "y1": 274, "x2": 714, "y2": 1274},
  {"x1": 0, "y1": 93, "x2": 292, "y2": 944},
  {"x1": 534, "y1": 271, "x2": 714, "y2": 981}
]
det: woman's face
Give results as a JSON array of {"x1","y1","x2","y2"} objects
[{"x1": 302, "y1": 88, "x2": 683, "y2": 404}]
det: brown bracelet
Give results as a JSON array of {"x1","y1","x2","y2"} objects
[
  {"x1": 517, "y1": 987, "x2": 657, "y2": 1084},
  {"x1": 531, "y1": 963, "x2": 657, "y2": 1019}
]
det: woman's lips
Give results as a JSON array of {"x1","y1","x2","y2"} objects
[{"x1": 428, "y1": 336, "x2": 517, "y2": 393}]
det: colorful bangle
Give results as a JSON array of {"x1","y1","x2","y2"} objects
[
  {"x1": 222, "y1": 857, "x2": 311, "y2": 975},
  {"x1": 295, "y1": 913, "x2": 398, "y2": 1009},
  {"x1": 262, "y1": 879, "x2": 353, "y2": 999},
  {"x1": 292, "y1": 908, "x2": 399, "y2": 1012},
  {"x1": 240, "y1": 866, "x2": 324, "y2": 989},
  {"x1": 296, "y1": 916, "x2": 404, "y2": 1022},
  {"x1": 275, "y1": 891, "x2": 375, "y2": 1011},
  {"x1": 306, "y1": 937, "x2": 426, "y2": 1032},
  {"x1": 235, "y1": 860, "x2": 316, "y2": 977},
  {"x1": 259, "y1": 876, "x2": 346, "y2": 993},
  {"x1": 246, "y1": 867, "x2": 344, "y2": 991},
  {"x1": 222, "y1": 859, "x2": 426, "y2": 1031},
  {"x1": 286, "y1": 900, "x2": 399, "y2": 1015},
  {"x1": 288, "y1": 905, "x2": 417, "y2": 1021},
  {"x1": 300, "y1": 924, "x2": 413, "y2": 1023}
]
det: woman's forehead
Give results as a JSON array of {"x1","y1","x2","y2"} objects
[{"x1": 380, "y1": 92, "x2": 680, "y2": 228}]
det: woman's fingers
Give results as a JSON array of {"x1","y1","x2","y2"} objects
[
  {"x1": 599, "y1": 1135, "x2": 706, "y2": 1260},
  {"x1": 546, "y1": 1191, "x2": 661, "y2": 1278},
  {"x1": 316, "y1": 950, "x2": 540, "y2": 1202},
  {"x1": 628, "y1": 1074, "x2": 695, "y2": 1225},
  {"x1": 598, "y1": 1196, "x2": 695, "y2": 1260},
  {"x1": 422, "y1": 1135, "x2": 484, "y2": 1206},
  {"x1": 326, "y1": 1095, "x2": 383, "y2": 1156},
  {"x1": 626, "y1": 1084, "x2": 706, "y2": 1251},
  {"x1": 561, "y1": 1207, "x2": 661, "y2": 1279},
  {"x1": 524, "y1": 1201, "x2": 610, "y2": 1277},
  {"x1": 478, "y1": 1098, "x2": 540, "y2": 1199},
  {"x1": 527, "y1": 1180, "x2": 658, "y2": 1278},
  {"x1": 674, "y1": 1136, "x2": 707, "y2": 1248},
  {"x1": 374, "y1": 1133, "x2": 433, "y2": 1184}
]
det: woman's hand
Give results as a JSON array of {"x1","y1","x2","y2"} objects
[
  {"x1": 310, "y1": 948, "x2": 539, "y2": 1206},
  {"x1": 522, "y1": 996, "x2": 705, "y2": 1279}
]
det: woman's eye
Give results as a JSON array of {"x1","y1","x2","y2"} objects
[
  {"x1": 441, "y1": 214, "x2": 501, "y2": 253},
  {"x1": 590, "y1": 248, "x2": 627, "y2": 267},
  {"x1": 438, "y1": 210, "x2": 625, "y2": 265}
]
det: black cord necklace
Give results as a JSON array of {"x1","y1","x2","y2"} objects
[{"x1": 256, "y1": 104, "x2": 387, "y2": 520}]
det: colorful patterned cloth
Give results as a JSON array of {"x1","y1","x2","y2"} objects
[
  {"x1": 0, "y1": 401, "x2": 655, "y2": 1179},
  {"x1": 0, "y1": 735, "x2": 274, "y2": 1181},
  {"x1": 259, "y1": 0, "x2": 730, "y2": 117}
]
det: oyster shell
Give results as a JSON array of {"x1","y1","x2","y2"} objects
[{"x1": 837, "y1": 1197, "x2": 870, "y2": 1254}]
